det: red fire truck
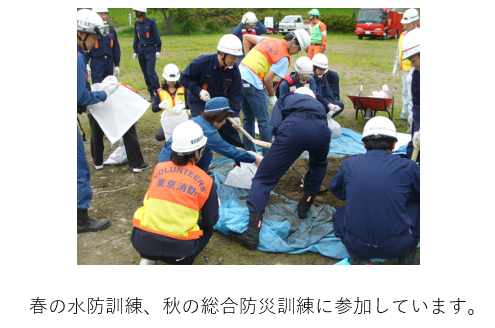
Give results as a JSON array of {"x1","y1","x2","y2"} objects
[{"x1": 355, "y1": 8, "x2": 404, "y2": 40}]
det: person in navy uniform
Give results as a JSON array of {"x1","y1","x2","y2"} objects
[
  {"x1": 230, "y1": 88, "x2": 331, "y2": 250},
  {"x1": 76, "y1": 9, "x2": 119, "y2": 233},
  {"x1": 231, "y1": 11, "x2": 267, "y2": 62},
  {"x1": 329, "y1": 116, "x2": 420, "y2": 265},
  {"x1": 180, "y1": 34, "x2": 245, "y2": 152},
  {"x1": 87, "y1": 8, "x2": 121, "y2": 84},
  {"x1": 132, "y1": 8, "x2": 161, "y2": 102},
  {"x1": 312, "y1": 53, "x2": 344, "y2": 119}
]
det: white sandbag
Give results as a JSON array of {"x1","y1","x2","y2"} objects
[
  {"x1": 328, "y1": 118, "x2": 342, "y2": 139},
  {"x1": 88, "y1": 76, "x2": 150, "y2": 145},
  {"x1": 370, "y1": 84, "x2": 389, "y2": 98},
  {"x1": 160, "y1": 107, "x2": 189, "y2": 141},
  {"x1": 299, "y1": 150, "x2": 309, "y2": 159},
  {"x1": 224, "y1": 151, "x2": 263, "y2": 189},
  {"x1": 103, "y1": 138, "x2": 128, "y2": 165}
]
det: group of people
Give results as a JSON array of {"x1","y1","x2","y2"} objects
[{"x1": 76, "y1": 8, "x2": 420, "y2": 265}]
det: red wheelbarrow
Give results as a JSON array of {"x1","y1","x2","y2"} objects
[{"x1": 347, "y1": 83, "x2": 397, "y2": 120}]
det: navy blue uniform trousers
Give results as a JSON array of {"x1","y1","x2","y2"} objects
[
  {"x1": 247, "y1": 114, "x2": 331, "y2": 214},
  {"x1": 138, "y1": 45, "x2": 160, "y2": 93},
  {"x1": 90, "y1": 57, "x2": 114, "y2": 84}
]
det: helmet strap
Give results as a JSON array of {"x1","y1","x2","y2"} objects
[{"x1": 77, "y1": 32, "x2": 90, "y2": 53}]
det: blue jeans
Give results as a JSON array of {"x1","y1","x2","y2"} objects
[
  {"x1": 240, "y1": 82, "x2": 272, "y2": 155},
  {"x1": 77, "y1": 128, "x2": 92, "y2": 209}
]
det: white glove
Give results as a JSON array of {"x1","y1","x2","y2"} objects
[
  {"x1": 133, "y1": 53, "x2": 138, "y2": 61},
  {"x1": 413, "y1": 131, "x2": 420, "y2": 149},
  {"x1": 156, "y1": 52, "x2": 161, "y2": 60},
  {"x1": 158, "y1": 100, "x2": 170, "y2": 109},
  {"x1": 241, "y1": 14, "x2": 247, "y2": 24},
  {"x1": 172, "y1": 102, "x2": 186, "y2": 114},
  {"x1": 393, "y1": 66, "x2": 398, "y2": 76},
  {"x1": 114, "y1": 66, "x2": 120, "y2": 78},
  {"x1": 86, "y1": 64, "x2": 91, "y2": 76},
  {"x1": 406, "y1": 67, "x2": 415, "y2": 85},
  {"x1": 103, "y1": 83, "x2": 120, "y2": 97},
  {"x1": 199, "y1": 89, "x2": 211, "y2": 102},
  {"x1": 328, "y1": 104, "x2": 341, "y2": 111},
  {"x1": 232, "y1": 117, "x2": 241, "y2": 126},
  {"x1": 268, "y1": 95, "x2": 277, "y2": 107}
]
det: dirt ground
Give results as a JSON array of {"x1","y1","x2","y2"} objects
[{"x1": 77, "y1": 111, "x2": 351, "y2": 265}]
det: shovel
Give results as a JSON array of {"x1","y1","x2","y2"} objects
[{"x1": 227, "y1": 117, "x2": 272, "y2": 149}]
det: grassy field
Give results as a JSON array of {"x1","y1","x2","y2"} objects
[{"x1": 78, "y1": 30, "x2": 416, "y2": 265}]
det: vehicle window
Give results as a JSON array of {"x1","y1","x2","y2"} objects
[
  {"x1": 357, "y1": 9, "x2": 384, "y2": 23},
  {"x1": 281, "y1": 16, "x2": 297, "y2": 23}
]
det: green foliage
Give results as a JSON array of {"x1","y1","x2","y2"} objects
[
  {"x1": 320, "y1": 14, "x2": 356, "y2": 33},
  {"x1": 118, "y1": 27, "x2": 135, "y2": 37},
  {"x1": 205, "y1": 17, "x2": 222, "y2": 32},
  {"x1": 259, "y1": 9, "x2": 284, "y2": 24}
]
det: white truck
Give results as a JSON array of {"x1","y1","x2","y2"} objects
[{"x1": 278, "y1": 15, "x2": 310, "y2": 35}]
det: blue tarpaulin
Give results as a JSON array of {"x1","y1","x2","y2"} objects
[{"x1": 210, "y1": 128, "x2": 411, "y2": 263}]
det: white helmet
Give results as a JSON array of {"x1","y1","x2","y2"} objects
[
  {"x1": 294, "y1": 56, "x2": 314, "y2": 79},
  {"x1": 163, "y1": 64, "x2": 180, "y2": 82},
  {"x1": 217, "y1": 34, "x2": 243, "y2": 57},
  {"x1": 245, "y1": 12, "x2": 258, "y2": 25},
  {"x1": 294, "y1": 87, "x2": 316, "y2": 99},
  {"x1": 171, "y1": 121, "x2": 208, "y2": 155},
  {"x1": 132, "y1": 8, "x2": 147, "y2": 13},
  {"x1": 291, "y1": 29, "x2": 311, "y2": 52},
  {"x1": 402, "y1": 28, "x2": 420, "y2": 60},
  {"x1": 312, "y1": 53, "x2": 329, "y2": 77},
  {"x1": 92, "y1": 8, "x2": 108, "y2": 13},
  {"x1": 77, "y1": 9, "x2": 109, "y2": 37},
  {"x1": 401, "y1": 8, "x2": 419, "y2": 24},
  {"x1": 362, "y1": 116, "x2": 397, "y2": 141}
]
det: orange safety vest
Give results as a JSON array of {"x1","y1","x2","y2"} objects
[
  {"x1": 157, "y1": 86, "x2": 186, "y2": 114},
  {"x1": 241, "y1": 38, "x2": 290, "y2": 83},
  {"x1": 132, "y1": 161, "x2": 214, "y2": 240}
]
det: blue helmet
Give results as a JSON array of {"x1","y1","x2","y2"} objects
[{"x1": 204, "y1": 97, "x2": 234, "y2": 114}]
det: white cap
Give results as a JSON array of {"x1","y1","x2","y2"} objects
[
  {"x1": 217, "y1": 34, "x2": 243, "y2": 56},
  {"x1": 362, "y1": 116, "x2": 397, "y2": 141},
  {"x1": 171, "y1": 121, "x2": 208, "y2": 154}
]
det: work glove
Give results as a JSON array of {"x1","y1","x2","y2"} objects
[
  {"x1": 199, "y1": 89, "x2": 211, "y2": 102},
  {"x1": 133, "y1": 53, "x2": 138, "y2": 61},
  {"x1": 268, "y1": 95, "x2": 277, "y2": 107},
  {"x1": 406, "y1": 67, "x2": 415, "y2": 85},
  {"x1": 328, "y1": 104, "x2": 341, "y2": 111},
  {"x1": 114, "y1": 66, "x2": 120, "y2": 78},
  {"x1": 393, "y1": 66, "x2": 398, "y2": 76},
  {"x1": 158, "y1": 100, "x2": 170, "y2": 109},
  {"x1": 86, "y1": 64, "x2": 91, "y2": 76},
  {"x1": 172, "y1": 102, "x2": 186, "y2": 114},
  {"x1": 241, "y1": 14, "x2": 247, "y2": 24},
  {"x1": 103, "y1": 83, "x2": 120, "y2": 97},
  {"x1": 232, "y1": 117, "x2": 241, "y2": 127},
  {"x1": 413, "y1": 130, "x2": 420, "y2": 149},
  {"x1": 156, "y1": 52, "x2": 161, "y2": 60}
]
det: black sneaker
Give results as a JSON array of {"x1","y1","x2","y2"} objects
[{"x1": 133, "y1": 161, "x2": 150, "y2": 173}]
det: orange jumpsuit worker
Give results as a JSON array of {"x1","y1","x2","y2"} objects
[{"x1": 306, "y1": 9, "x2": 327, "y2": 59}]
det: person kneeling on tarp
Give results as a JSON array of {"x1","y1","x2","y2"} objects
[
  {"x1": 130, "y1": 121, "x2": 218, "y2": 265},
  {"x1": 329, "y1": 116, "x2": 420, "y2": 265}
]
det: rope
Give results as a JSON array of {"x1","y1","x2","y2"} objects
[{"x1": 93, "y1": 183, "x2": 136, "y2": 195}]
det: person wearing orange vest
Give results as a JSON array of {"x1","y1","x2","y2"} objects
[
  {"x1": 131, "y1": 120, "x2": 219, "y2": 265},
  {"x1": 393, "y1": 8, "x2": 419, "y2": 121},
  {"x1": 151, "y1": 63, "x2": 189, "y2": 142},
  {"x1": 306, "y1": 9, "x2": 327, "y2": 60},
  {"x1": 239, "y1": 29, "x2": 311, "y2": 155}
]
